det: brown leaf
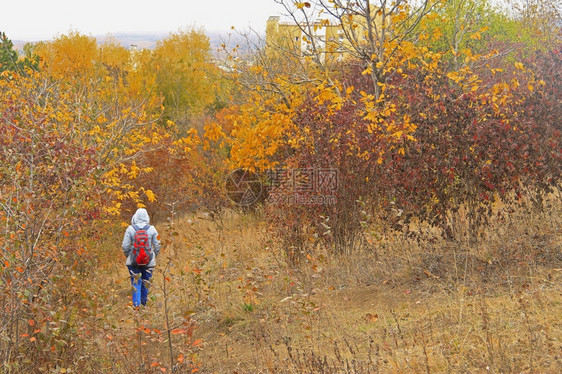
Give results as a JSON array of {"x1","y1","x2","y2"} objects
[{"x1": 365, "y1": 313, "x2": 378, "y2": 322}]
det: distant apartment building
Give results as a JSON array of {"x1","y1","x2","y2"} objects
[
  {"x1": 265, "y1": 12, "x2": 382, "y2": 63},
  {"x1": 265, "y1": 16, "x2": 342, "y2": 63}
]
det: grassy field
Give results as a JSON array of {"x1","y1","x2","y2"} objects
[{"x1": 92, "y1": 199, "x2": 562, "y2": 373}]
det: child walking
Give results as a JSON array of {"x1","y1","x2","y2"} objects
[{"x1": 122, "y1": 208, "x2": 161, "y2": 307}]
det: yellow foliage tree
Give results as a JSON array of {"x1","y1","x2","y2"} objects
[
  {"x1": 35, "y1": 31, "x2": 98, "y2": 83},
  {"x1": 34, "y1": 32, "x2": 167, "y2": 213},
  {"x1": 152, "y1": 29, "x2": 222, "y2": 131}
]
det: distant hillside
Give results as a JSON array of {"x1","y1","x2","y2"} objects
[
  {"x1": 11, "y1": 30, "x2": 262, "y2": 57},
  {"x1": 11, "y1": 41, "x2": 28, "y2": 53}
]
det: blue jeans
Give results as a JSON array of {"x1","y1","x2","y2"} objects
[{"x1": 127, "y1": 266, "x2": 153, "y2": 306}]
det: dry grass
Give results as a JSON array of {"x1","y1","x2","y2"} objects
[{"x1": 91, "y1": 199, "x2": 562, "y2": 373}]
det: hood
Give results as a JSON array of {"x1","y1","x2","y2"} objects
[{"x1": 131, "y1": 208, "x2": 150, "y2": 226}]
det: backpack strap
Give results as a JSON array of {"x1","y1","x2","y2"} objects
[
  {"x1": 132, "y1": 224, "x2": 140, "y2": 231},
  {"x1": 143, "y1": 225, "x2": 150, "y2": 231}
]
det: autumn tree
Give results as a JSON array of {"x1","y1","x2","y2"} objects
[
  {"x1": 35, "y1": 32, "x2": 171, "y2": 213},
  {"x1": 421, "y1": 0, "x2": 507, "y2": 69},
  {"x1": 221, "y1": 28, "x2": 323, "y2": 108},
  {"x1": 35, "y1": 31, "x2": 99, "y2": 84},
  {"x1": 152, "y1": 29, "x2": 223, "y2": 132},
  {"x1": 514, "y1": 0, "x2": 561, "y2": 51},
  {"x1": 421, "y1": 0, "x2": 561, "y2": 71}
]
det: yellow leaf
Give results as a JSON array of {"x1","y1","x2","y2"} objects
[
  {"x1": 144, "y1": 189, "x2": 156, "y2": 202},
  {"x1": 470, "y1": 31, "x2": 481, "y2": 40}
]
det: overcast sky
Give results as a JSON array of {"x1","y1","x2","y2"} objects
[{"x1": 1, "y1": 0, "x2": 287, "y2": 40}]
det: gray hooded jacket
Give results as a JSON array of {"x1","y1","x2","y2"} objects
[{"x1": 122, "y1": 208, "x2": 161, "y2": 267}]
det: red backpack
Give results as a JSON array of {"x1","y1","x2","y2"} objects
[{"x1": 132, "y1": 224, "x2": 152, "y2": 267}]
